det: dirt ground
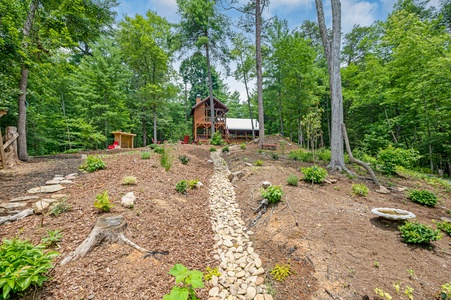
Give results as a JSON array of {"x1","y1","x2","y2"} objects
[{"x1": 0, "y1": 142, "x2": 450, "y2": 300}]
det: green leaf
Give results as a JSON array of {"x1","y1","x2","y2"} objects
[
  {"x1": 187, "y1": 270, "x2": 204, "y2": 289},
  {"x1": 165, "y1": 286, "x2": 189, "y2": 300},
  {"x1": 168, "y1": 264, "x2": 188, "y2": 284}
]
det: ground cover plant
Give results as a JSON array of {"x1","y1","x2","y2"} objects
[
  {"x1": 0, "y1": 239, "x2": 59, "y2": 299},
  {"x1": 286, "y1": 174, "x2": 299, "y2": 186},
  {"x1": 94, "y1": 191, "x2": 114, "y2": 212},
  {"x1": 163, "y1": 264, "x2": 204, "y2": 300},
  {"x1": 408, "y1": 189, "x2": 437, "y2": 207},
  {"x1": 261, "y1": 185, "x2": 283, "y2": 204},
  {"x1": 141, "y1": 152, "x2": 151, "y2": 159},
  {"x1": 398, "y1": 221, "x2": 442, "y2": 244},
  {"x1": 176, "y1": 180, "x2": 189, "y2": 194},
  {"x1": 301, "y1": 165, "x2": 327, "y2": 184},
  {"x1": 352, "y1": 183, "x2": 369, "y2": 197},
  {"x1": 79, "y1": 155, "x2": 106, "y2": 172},
  {"x1": 122, "y1": 176, "x2": 137, "y2": 185},
  {"x1": 178, "y1": 155, "x2": 190, "y2": 165}
]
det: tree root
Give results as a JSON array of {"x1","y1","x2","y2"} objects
[{"x1": 61, "y1": 215, "x2": 154, "y2": 265}]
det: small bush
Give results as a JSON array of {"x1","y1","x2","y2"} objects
[
  {"x1": 41, "y1": 230, "x2": 63, "y2": 247},
  {"x1": 270, "y1": 263, "x2": 294, "y2": 281},
  {"x1": 154, "y1": 146, "x2": 164, "y2": 154},
  {"x1": 164, "y1": 264, "x2": 204, "y2": 300},
  {"x1": 271, "y1": 153, "x2": 279, "y2": 160},
  {"x1": 408, "y1": 189, "x2": 437, "y2": 207},
  {"x1": 209, "y1": 147, "x2": 217, "y2": 152},
  {"x1": 316, "y1": 148, "x2": 331, "y2": 162},
  {"x1": 254, "y1": 160, "x2": 263, "y2": 166},
  {"x1": 352, "y1": 183, "x2": 369, "y2": 197},
  {"x1": 49, "y1": 198, "x2": 72, "y2": 217},
  {"x1": 0, "y1": 238, "x2": 59, "y2": 299},
  {"x1": 261, "y1": 185, "x2": 283, "y2": 204},
  {"x1": 210, "y1": 131, "x2": 223, "y2": 146},
  {"x1": 176, "y1": 180, "x2": 188, "y2": 194},
  {"x1": 240, "y1": 143, "x2": 246, "y2": 150},
  {"x1": 79, "y1": 155, "x2": 106, "y2": 172},
  {"x1": 148, "y1": 144, "x2": 158, "y2": 149},
  {"x1": 141, "y1": 152, "x2": 151, "y2": 159},
  {"x1": 122, "y1": 176, "x2": 137, "y2": 185},
  {"x1": 160, "y1": 147, "x2": 172, "y2": 171},
  {"x1": 301, "y1": 165, "x2": 327, "y2": 184},
  {"x1": 436, "y1": 221, "x2": 451, "y2": 236},
  {"x1": 377, "y1": 146, "x2": 420, "y2": 175},
  {"x1": 286, "y1": 174, "x2": 299, "y2": 186},
  {"x1": 398, "y1": 221, "x2": 442, "y2": 244},
  {"x1": 289, "y1": 149, "x2": 313, "y2": 162},
  {"x1": 178, "y1": 155, "x2": 190, "y2": 165},
  {"x1": 204, "y1": 267, "x2": 221, "y2": 282},
  {"x1": 94, "y1": 191, "x2": 114, "y2": 212},
  {"x1": 222, "y1": 146, "x2": 229, "y2": 153},
  {"x1": 440, "y1": 282, "x2": 451, "y2": 299},
  {"x1": 188, "y1": 179, "x2": 199, "y2": 189}
]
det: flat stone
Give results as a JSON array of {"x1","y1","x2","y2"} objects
[
  {"x1": 33, "y1": 200, "x2": 50, "y2": 214},
  {"x1": 51, "y1": 194, "x2": 66, "y2": 199},
  {"x1": 10, "y1": 195, "x2": 39, "y2": 202},
  {"x1": 375, "y1": 185, "x2": 390, "y2": 194},
  {"x1": 28, "y1": 185, "x2": 65, "y2": 194},
  {"x1": 255, "y1": 295, "x2": 264, "y2": 300},
  {"x1": 263, "y1": 294, "x2": 274, "y2": 300},
  {"x1": 121, "y1": 192, "x2": 135, "y2": 208},
  {"x1": 252, "y1": 268, "x2": 265, "y2": 276},
  {"x1": 59, "y1": 180, "x2": 73, "y2": 184},
  {"x1": 256, "y1": 277, "x2": 264, "y2": 286},
  {"x1": 255, "y1": 257, "x2": 262, "y2": 268},
  {"x1": 0, "y1": 202, "x2": 28, "y2": 209},
  {"x1": 261, "y1": 181, "x2": 271, "y2": 188},
  {"x1": 223, "y1": 239, "x2": 233, "y2": 247},
  {"x1": 45, "y1": 179, "x2": 61, "y2": 185}
]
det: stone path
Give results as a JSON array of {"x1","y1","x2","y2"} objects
[{"x1": 208, "y1": 151, "x2": 273, "y2": 300}]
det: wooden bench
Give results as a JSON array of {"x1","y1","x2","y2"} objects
[{"x1": 261, "y1": 144, "x2": 277, "y2": 150}]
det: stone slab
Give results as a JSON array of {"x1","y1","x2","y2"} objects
[
  {"x1": 46, "y1": 179, "x2": 61, "y2": 185},
  {"x1": 28, "y1": 185, "x2": 65, "y2": 194},
  {"x1": 0, "y1": 202, "x2": 28, "y2": 209},
  {"x1": 10, "y1": 195, "x2": 40, "y2": 202}
]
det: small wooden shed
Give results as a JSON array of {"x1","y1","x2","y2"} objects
[{"x1": 111, "y1": 131, "x2": 136, "y2": 149}]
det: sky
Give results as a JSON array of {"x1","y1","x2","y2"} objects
[{"x1": 112, "y1": 0, "x2": 430, "y2": 102}]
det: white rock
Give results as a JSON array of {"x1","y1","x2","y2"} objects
[
  {"x1": 223, "y1": 239, "x2": 234, "y2": 247},
  {"x1": 255, "y1": 257, "x2": 262, "y2": 268},
  {"x1": 261, "y1": 181, "x2": 271, "y2": 188},
  {"x1": 246, "y1": 287, "x2": 257, "y2": 300},
  {"x1": 121, "y1": 192, "x2": 135, "y2": 208},
  {"x1": 209, "y1": 287, "x2": 219, "y2": 297}
]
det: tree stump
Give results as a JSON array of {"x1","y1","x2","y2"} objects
[{"x1": 61, "y1": 215, "x2": 149, "y2": 265}]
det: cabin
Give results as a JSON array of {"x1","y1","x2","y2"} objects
[
  {"x1": 191, "y1": 95, "x2": 229, "y2": 143},
  {"x1": 226, "y1": 118, "x2": 259, "y2": 143}
]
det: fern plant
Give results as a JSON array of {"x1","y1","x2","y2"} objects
[{"x1": 94, "y1": 191, "x2": 114, "y2": 212}]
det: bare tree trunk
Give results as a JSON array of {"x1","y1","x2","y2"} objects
[
  {"x1": 17, "y1": 0, "x2": 39, "y2": 162},
  {"x1": 142, "y1": 118, "x2": 147, "y2": 146},
  {"x1": 242, "y1": 65, "x2": 255, "y2": 139},
  {"x1": 256, "y1": 0, "x2": 265, "y2": 146},
  {"x1": 314, "y1": 0, "x2": 347, "y2": 171},
  {"x1": 153, "y1": 104, "x2": 157, "y2": 143},
  {"x1": 205, "y1": 43, "x2": 215, "y2": 136}
]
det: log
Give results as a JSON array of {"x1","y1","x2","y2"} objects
[
  {"x1": 342, "y1": 123, "x2": 380, "y2": 186},
  {"x1": 61, "y1": 215, "x2": 151, "y2": 265}
]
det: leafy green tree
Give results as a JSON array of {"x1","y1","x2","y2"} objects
[
  {"x1": 117, "y1": 11, "x2": 174, "y2": 145},
  {"x1": 176, "y1": 0, "x2": 231, "y2": 135}
]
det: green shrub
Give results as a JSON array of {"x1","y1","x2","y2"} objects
[
  {"x1": 41, "y1": 230, "x2": 63, "y2": 248},
  {"x1": 154, "y1": 146, "x2": 164, "y2": 154},
  {"x1": 63, "y1": 148, "x2": 81, "y2": 154},
  {"x1": 122, "y1": 176, "x2": 137, "y2": 185},
  {"x1": 141, "y1": 152, "x2": 151, "y2": 159},
  {"x1": 261, "y1": 185, "x2": 283, "y2": 204},
  {"x1": 240, "y1": 143, "x2": 246, "y2": 150},
  {"x1": 49, "y1": 198, "x2": 72, "y2": 217},
  {"x1": 435, "y1": 221, "x2": 451, "y2": 236},
  {"x1": 210, "y1": 131, "x2": 223, "y2": 146},
  {"x1": 408, "y1": 189, "x2": 437, "y2": 207},
  {"x1": 270, "y1": 263, "x2": 294, "y2": 281},
  {"x1": 440, "y1": 282, "x2": 451, "y2": 299},
  {"x1": 163, "y1": 264, "x2": 204, "y2": 300},
  {"x1": 209, "y1": 147, "x2": 217, "y2": 152},
  {"x1": 352, "y1": 183, "x2": 369, "y2": 197},
  {"x1": 176, "y1": 180, "x2": 189, "y2": 194},
  {"x1": 148, "y1": 144, "x2": 158, "y2": 149},
  {"x1": 0, "y1": 238, "x2": 59, "y2": 299},
  {"x1": 316, "y1": 148, "x2": 331, "y2": 162},
  {"x1": 178, "y1": 155, "x2": 190, "y2": 165},
  {"x1": 271, "y1": 153, "x2": 279, "y2": 160},
  {"x1": 286, "y1": 174, "x2": 299, "y2": 186},
  {"x1": 79, "y1": 155, "x2": 106, "y2": 172},
  {"x1": 254, "y1": 160, "x2": 263, "y2": 166},
  {"x1": 377, "y1": 146, "x2": 420, "y2": 175},
  {"x1": 160, "y1": 147, "x2": 172, "y2": 171},
  {"x1": 301, "y1": 165, "x2": 327, "y2": 184},
  {"x1": 94, "y1": 191, "x2": 114, "y2": 212},
  {"x1": 221, "y1": 146, "x2": 229, "y2": 153},
  {"x1": 289, "y1": 149, "x2": 313, "y2": 162},
  {"x1": 204, "y1": 267, "x2": 221, "y2": 282},
  {"x1": 188, "y1": 179, "x2": 199, "y2": 189},
  {"x1": 398, "y1": 221, "x2": 442, "y2": 244}
]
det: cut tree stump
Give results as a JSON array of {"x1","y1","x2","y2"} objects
[{"x1": 61, "y1": 215, "x2": 150, "y2": 265}]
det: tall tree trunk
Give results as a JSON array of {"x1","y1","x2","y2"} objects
[
  {"x1": 17, "y1": 0, "x2": 39, "y2": 161},
  {"x1": 314, "y1": 0, "x2": 347, "y2": 171},
  {"x1": 153, "y1": 104, "x2": 157, "y2": 143},
  {"x1": 205, "y1": 43, "x2": 215, "y2": 136},
  {"x1": 242, "y1": 62, "x2": 255, "y2": 139},
  {"x1": 142, "y1": 118, "x2": 147, "y2": 146},
  {"x1": 256, "y1": 0, "x2": 265, "y2": 146}
]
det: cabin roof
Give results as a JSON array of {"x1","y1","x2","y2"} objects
[
  {"x1": 190, "y1": 96, "x2": 229, "y2": 115},
  {"x1": 226, "y1": 118, "x2": 259, "y2": 131}
]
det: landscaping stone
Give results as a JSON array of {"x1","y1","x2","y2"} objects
[
  {"x1": 121, "y1": 192, "x2": 135, "y2": 208},
  {"x1": 261, "y1": 181, "x2": 271, "y2": 188},
  {"x1": 28, "y1": 185, "x2": 65, "y2": 194},
  {"x1": 33, "y1": 199, "x2": 58, "y2": 214},
  {"x1": 209, "y1": 151, "x2": 267, "y2": 299},
  {"x1": 0, "y1": 202, "x2": 27, "y2": 209},
  {"x1": 10, "y1": 195, "x2": 40, "y2": 202}
]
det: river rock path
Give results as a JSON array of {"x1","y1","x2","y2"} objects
[{"x1": 207, "y1": 151, "x2": 274, "y2": 300}]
